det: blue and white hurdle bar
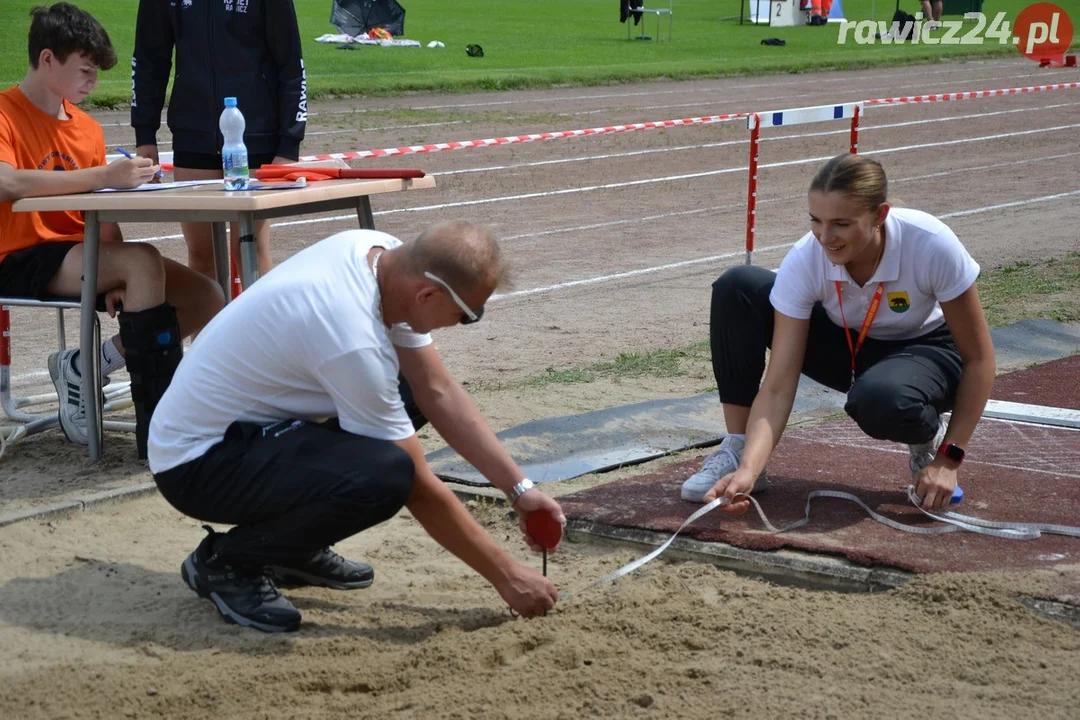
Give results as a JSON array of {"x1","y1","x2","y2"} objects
[{"x1": 745, "y1": 102, "x2": 863, "y2": 266}]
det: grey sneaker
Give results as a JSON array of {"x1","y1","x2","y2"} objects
[
  {"x1": 680, "y1": 435, "x2": 767, "y2": 503},
  {"x1": 48, "y1": 349, "x2": 87, "y2": 445},
  {"x1": 908, "y1": 417, "x2": 948, "y2": 477}
]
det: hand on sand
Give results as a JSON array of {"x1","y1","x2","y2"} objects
[{"x1": 498, "y1": 564, "x2": 558, "y2": 619}]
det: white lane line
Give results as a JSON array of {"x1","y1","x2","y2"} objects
[
  {"x1": 489, "y1": 243, "x2": 797, "y2": 301},
  {"x1": 9, "y1": 166, "x2": 1076, "y2": 385},
  {"x1": 112, "y1": 70, "x2": 1051, "y2": 148},
  {"x1": 433, "y1": 102, "x2": 1080, "y2": 177},
  {"x1": 489, "y1": 190, "x2": 1080, "y2": 302},
  {"x1": 104, "y1": 97, "x2": 1080, "y2": 168},
  {"x1": 88, "y1": 65, "x2": 1046, "y2": 127},
  {"x1": 123, "y1": 122, "x2": 1080, "y2": 244},
  {"x1": 105, "y1": 120, "x2": 470, "y2": 150},
  {"x1": 495, "y1": 150, "x2": 1080, "y2": 243},
  {"x1": 940, "y1": 190, "x2": 1080, "y2": 218}
]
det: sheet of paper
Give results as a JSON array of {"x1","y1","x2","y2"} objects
[{"x1": 92, "y1": 179, "x2": 224, "y2": 193}]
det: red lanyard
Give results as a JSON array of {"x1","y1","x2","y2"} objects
[{"x1": 834, "y1": 280, "x2": 884, "y2": 388}]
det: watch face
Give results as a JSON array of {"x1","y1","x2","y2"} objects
[{"x1": 944, "y1": 443, "x2": 965, "y2": 461}]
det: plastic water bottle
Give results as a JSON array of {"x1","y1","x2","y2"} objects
[{"x1": 219, "y1": 97, "x2": 249, "y2": 191}]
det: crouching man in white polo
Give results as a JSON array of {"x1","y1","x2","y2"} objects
[{"x1": 148, "y1": 220, "x2": 562, "y2": 632}]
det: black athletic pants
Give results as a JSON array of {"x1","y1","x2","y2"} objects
[
  {"x1": 153, "y1": 378, "x2": 428, "y2": 569},
  {"x1": 710, "y1": 265, "x2": 963, "y2": 445}
]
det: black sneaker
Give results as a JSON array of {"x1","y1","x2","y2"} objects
[
  {"x1": 267, "y1": 547, "x2": 375, "y2": 590},
  {"x1": 181, "y1": 526, "x2": 302, "y2": 633}
]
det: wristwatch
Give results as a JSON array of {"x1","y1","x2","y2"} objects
[
  {"x1": 507, "y1": 478, "x2": 535, "y2": 504},
  {"x1": 937, "y1": 442, "x2": 966, "y2": 464}
]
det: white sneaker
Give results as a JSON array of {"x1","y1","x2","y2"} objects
[
  {"x1": 908, "y1": 417, "x2": 947, "y2": 477},
  {"x1": 680, "y1": 435, "x2": 767, "y2": 503},
  {"x1": 48, "y1": 349, "x2": 88, "y2": 446}
]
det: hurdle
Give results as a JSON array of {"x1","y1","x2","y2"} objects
[{"x1": 744, "y1": 102, "x2": 863, "y2": 265}]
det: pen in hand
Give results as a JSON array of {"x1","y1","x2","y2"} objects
[{"x1": 115, "y1": 147, "x2": 163, "y2": 178}]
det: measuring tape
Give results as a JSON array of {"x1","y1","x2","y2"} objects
[{"x1": 561, "y1": 486, "x2": 1080, "y2": 599}]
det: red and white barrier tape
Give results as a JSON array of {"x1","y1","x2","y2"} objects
[
  {"x1": 298, "y1": 113, "x2": 750, "y2": 162},
  {"x1": 867, "y1": 82, "x2": 1080, "y2": 106},
  {"x1": 297, "y1": 83, "x2": 1078, "y2": 164}
]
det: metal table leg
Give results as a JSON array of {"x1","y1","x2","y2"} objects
[
  {"x1": 211, "y1": 222, "x2": 231, "y2": 303},
  {"x1": 81, "y1": 211, "x2": 103, "y2": 460},
  {"x1": 356, "y1": 196, "x2": 375, "y2": 230},
  {"x1": 238, "y1": 212, "x2": 259, "y2": 289}
]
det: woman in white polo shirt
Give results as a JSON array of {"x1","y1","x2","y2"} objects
[{"x1": 681, "y1": 154, "x2": 995, "y2": 512}]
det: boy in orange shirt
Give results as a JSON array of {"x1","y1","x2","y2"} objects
[{"x1": 0, "y1": 3, "x2": 224, "y2": 457}]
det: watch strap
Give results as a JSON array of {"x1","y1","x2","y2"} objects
[
  {"x1": 507, "y1": 478, "x2": 534, "y2": 504},
  {"x1": 938, "y1": 442, "x2": 966, "y2": 463}
]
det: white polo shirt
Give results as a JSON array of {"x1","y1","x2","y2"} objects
[
  {"x1": 769, "y1": 207, "x2": 980, "y2": 341},
  {"x1": 148, "y1": 229, "x2": 434, "y2": 474}
]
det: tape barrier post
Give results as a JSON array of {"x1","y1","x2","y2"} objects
[
  {"x1": 230, "y1": 255, "x2": 242, "y2": 300},
  {"x1": 850, "y1": 104, "x2": 861, "y2": 154},
  {"x1": 745, "y1": 113, "x2": 761, "y2": 267}
]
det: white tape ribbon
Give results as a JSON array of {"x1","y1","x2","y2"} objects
[{"x1": 564, "y1": 485, "x2": 1080, "y2": 598}]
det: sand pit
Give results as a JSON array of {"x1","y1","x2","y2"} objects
[{"x1": 1, "y1": 491, "x2": 1078, "y2": 719}]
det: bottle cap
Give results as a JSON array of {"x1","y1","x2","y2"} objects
[{"x1": 224, "y1": 97, "x2": 238, "y2": 107}]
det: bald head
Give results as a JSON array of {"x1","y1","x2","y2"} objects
[{"x1": 402, "y1": 220, "x2": 511, "y2": 294}]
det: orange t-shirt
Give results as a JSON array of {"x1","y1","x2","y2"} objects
[{"x1": 0, "y1": 85, "x2": 105, "y2": 262}]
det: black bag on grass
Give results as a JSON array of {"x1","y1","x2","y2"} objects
[{"x1": 331, "y1": 0, "x2": 407, "y2": 37}]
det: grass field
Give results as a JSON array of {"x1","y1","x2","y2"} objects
[{"x1": 2, "y1": 0, "x2": 1074, "y2": 106}]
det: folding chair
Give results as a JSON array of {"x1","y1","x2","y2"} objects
[{"x1": 0, "y1": 298, "x2": 134, "y2": 456}]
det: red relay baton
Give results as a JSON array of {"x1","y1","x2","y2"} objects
[{"x1": 253, "y1": 165, "x2": 426, "y2": 181}]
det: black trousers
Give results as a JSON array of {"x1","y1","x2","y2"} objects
[
  {"x1": 153, "y1": 377, "x2": 428, "y2": 569},
  {"x1": 710, "y1": 265, "x2": 963, "y2": 445}
]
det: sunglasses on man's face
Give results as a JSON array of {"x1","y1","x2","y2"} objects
[{"x1": 424, "y1": 271, "x2": 485, "y2": 324}]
